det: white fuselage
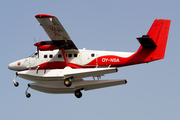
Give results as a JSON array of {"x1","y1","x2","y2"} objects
[{"x1": 8, "y1": 49, "x2": 134, "y2": 71}]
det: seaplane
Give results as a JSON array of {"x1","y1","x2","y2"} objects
[{"x1": 8, "y1": 14, "x2": 171, "y2": 98}]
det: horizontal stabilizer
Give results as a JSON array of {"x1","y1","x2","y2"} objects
[
  {"x1": 137, "y1": 35, "x2": 157, "y2": 48},
  {"x1": 29, "y1": 79, "x2": 127, "y2": 94}
]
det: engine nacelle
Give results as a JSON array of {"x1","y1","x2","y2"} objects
[
  {"x1": 38, "y1": 45, "x2": 58, "y2": 51},
  {"x1": 34, "y1": 41, "x2": 58, "y2": 51}
]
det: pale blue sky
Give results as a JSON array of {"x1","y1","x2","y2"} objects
[{"x1": 0, "y1": 0, "x2": 179, "y2": 120}]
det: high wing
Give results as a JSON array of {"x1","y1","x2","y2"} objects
[{"x1": 35, "y1": 14, "x2": 78, "y2": 50}]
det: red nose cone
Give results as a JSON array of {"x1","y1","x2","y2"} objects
[
  {"x1": 34, "y1": 43, "x2": 38, "y2": 46},
  {"x1": 34, "y1": 42, "x2": 41, "y2": 47}
]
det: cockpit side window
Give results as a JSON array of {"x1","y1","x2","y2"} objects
[{"x1": 31, "y1": 52, "x2": 38, "y2": 58}]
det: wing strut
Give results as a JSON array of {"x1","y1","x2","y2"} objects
[
  {"x1": 61, "y1": 49, "x2": 69, "y2": 67},
  {"x1": 61, "y1": 49, "x2": 73, "y2": 87}
]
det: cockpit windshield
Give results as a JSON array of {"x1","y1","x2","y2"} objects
[{"x1": 29, "y1": 52, "x2": 38, "y2": 58}]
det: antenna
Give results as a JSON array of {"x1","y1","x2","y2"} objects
[{"x1": 34, "y1": 38, "x2": 37, "y2": 43}]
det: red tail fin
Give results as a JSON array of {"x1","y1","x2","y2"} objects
[
  {"x1": 127, "y1": 19, "x2": 171, "y2": 65},
  {"x1": 146, "y1": 19, "x2": 171, "y2": 60},
  {"x1": 136, "y1": 19, "x2": 171, "y2": 62}
]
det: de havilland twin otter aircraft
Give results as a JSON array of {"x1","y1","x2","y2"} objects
[{"x1": 8, "y1": 14, "x2": 171, "y2": 98}]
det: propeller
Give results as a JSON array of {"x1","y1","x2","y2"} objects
[{"x1": 34, "y1": 38, "x2": 40, "y2": 58}]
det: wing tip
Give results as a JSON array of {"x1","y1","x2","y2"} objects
[{"x1": 35, "y1": 14, "x2": 56, "y2": 18}]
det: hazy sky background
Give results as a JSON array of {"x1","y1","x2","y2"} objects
[{"x1": 0, "y1": 0, "x2": 179, "y2": 120}]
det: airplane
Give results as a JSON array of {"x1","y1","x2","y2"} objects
[{"x1": 8, "y1": 14, "x2": 171, "y2": 98}]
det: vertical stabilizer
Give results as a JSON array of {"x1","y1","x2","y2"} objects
[
  {"x1": 135, "y1": 19, "x2": 171, "y2": 63},
  {"x1": 146, "y1": 19, "x2": 171, "y2": 60},
  {"x1": 126, "y1": 19, "x2": 171, "y2": 66}
]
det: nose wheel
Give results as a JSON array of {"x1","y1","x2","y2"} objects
[{"x1": 13, "y1": 72, "x2": 19, "y2": 87}]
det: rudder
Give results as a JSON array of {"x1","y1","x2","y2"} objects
[{"x1": 147, "y1": 19, "x2": 171, "y2": 60}]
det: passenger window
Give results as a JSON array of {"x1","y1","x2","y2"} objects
[
  {"x1": 58, "y1": 54, "x2": 62, "y2": 58},
  {"x1": 68, "y1": 54, "x2": 72, "y2": 58},
  {"x1": 91, "y1": 53, "x2": 95, "y2": 57},
  {"x1": 44, "y1": 55, "x2": 47, "y2": 58},
  {"x1": 49, "y1": 54, "x2": 53, "y2": 58},
  {"x1": 74, "y1": 54, "x2": 77, "y2": 57}
]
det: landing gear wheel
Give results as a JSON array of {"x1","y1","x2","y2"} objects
[
  {"x1": 14, "y1": 82, "x2": 19, "y2": 87},
  {"x1": 64, "y1": 79, "x2": 72, "y2": 87},
  {"x1": 26, "y1": 93, "x2": 31, "y2": 98},
  {"x1": 75, "y1": 90, "x2": 82, "y2": 98}
]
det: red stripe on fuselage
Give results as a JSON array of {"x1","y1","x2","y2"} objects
[
  {"x1": 35, "y1": 55, "x2": 139, "y2": 69},
  {"x1": 36, "y1": 61, "x2": 83, "y2": 69},
  {"x1": 33, "y1": 49, "x2": 165, "y2": 70}
]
